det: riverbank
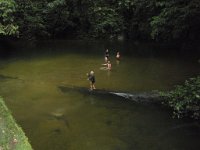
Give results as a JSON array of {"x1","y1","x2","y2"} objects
[{"x1": 0, "y1": 97, "x2": 32, "y2": 150}]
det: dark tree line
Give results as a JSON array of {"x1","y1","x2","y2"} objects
[{"x1": 1, "y1": 0, "x2": 200, "y2": 42}]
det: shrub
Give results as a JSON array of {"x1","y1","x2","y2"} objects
[{"x1": 161, "y1": 76, "x2": 200, "y2": 119}]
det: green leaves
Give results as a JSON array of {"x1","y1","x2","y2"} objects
[
  {"x1": 1, "y1": 0, "x2": 199, "y2": 41},
  {"x1": 150, "y1": 0, "x2": 200, "y2": 42},
  {"x1": 0, "y1": 0, "x2": 18, "y2": 36},
  {"x1": 161, "y1": 76, "x2": 200, "y2": 119},
  {"x1": 0, "y1": 24, "x2": 18, "y2": 35},
  {"x1": 89, "y1": 6, "x2": 123, "y2": 38},
  {"x1": 14, "y1": 0, "x2": 54, "y2": 39},
  {"x1": 47, "y1": 0, "x2": 66, "y2": 10}
]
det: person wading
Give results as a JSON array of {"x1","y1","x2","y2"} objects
[
  {"x1": 87, "y1": 71, "x2": 96, "y2": 90},
  {"x1": 105, "y1": 49, "x2": 110, "y2": 63}
]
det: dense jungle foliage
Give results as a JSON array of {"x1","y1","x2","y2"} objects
[{"x1": 0, "y1": 0, "x2": 200, "y2": 42}]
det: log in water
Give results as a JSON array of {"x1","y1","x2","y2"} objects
[{"x1": 58, "y1": 85, "x2": 162, "y2": 104}]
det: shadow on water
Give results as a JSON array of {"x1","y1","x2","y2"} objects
[
  {"x1": 0, "y1": 74, "x2": 20, "y2": 81},
  {"x1": 1, "y1": 40, "x2": 200, "y2": 61}
]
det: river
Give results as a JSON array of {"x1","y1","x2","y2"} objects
[{"x1": 0, "y1": 40, "x2": 199, "y2": 150}]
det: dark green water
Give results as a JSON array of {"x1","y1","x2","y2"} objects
[{"x1": 0, "y1": 40, "x2": 200, "y2": 150}]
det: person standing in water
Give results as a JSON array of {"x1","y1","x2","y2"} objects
[
  {"x1": 87, "y1": 71, "x2": 96, "y2": 90},
  {"x1": 101, "y1": 60, "x2": 112, "y2": 70},
  {"x1": 105, "y1": 49, "x2": 109, "y2": 63},
  {"x1": 116, "y1": 51, "x2": 120, "y2": 65},
  {"x1": 116, "y1": 51, "x2": 120, "y2": 60}
]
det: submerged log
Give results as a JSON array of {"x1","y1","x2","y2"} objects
[{"x1": 58, "y1": 85, "x2": 163, "y2": 104}]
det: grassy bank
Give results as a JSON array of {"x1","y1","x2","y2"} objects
[{"x1": 0, "y1": 97, "x2": 32, "y2": 150}]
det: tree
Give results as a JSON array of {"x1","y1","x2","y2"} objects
[
  {"x1": 89, "y1": 6, "x2": 123, "y2": 38},
  {"x1": 44, "y1": 0, "x2": 71, "y2": 38},
  {"x1": 150, "y1": 0, "x2": 200, "y2": 42},
  {"x1": 3, "y1": 0, "x2": 199, "y2": 42},
  {"x1": 15, "y1": 0, "x2": 47, "y2": 40},
  {"x1": 116, "y1": 0, "x2": 157, "y2": 40},
  {"x1": 0, "y1": 0, "x2": 18, "y2": 36}
]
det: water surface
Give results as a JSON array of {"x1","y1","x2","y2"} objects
[{"x1": 0, "y1": 40, "x2": 199, "y2": 150}]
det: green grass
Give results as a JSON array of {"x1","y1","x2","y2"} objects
[{"x1": 0, "y1": 97, "x2": 32, "y2": 150}]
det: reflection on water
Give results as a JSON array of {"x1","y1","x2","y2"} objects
[{"x1": 0, "y1": 40, "x2": 200, "y2": 150}]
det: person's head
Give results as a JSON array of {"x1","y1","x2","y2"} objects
[
  {"x1": 90, "y1": 71, "x2": 94, "y2": 75},
  {"x1": 108, "y1": 61, "x2": 110, "y2": 64},
  {"x1": 106, "y1": 49, "x2": 109, "y2": 52}
]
